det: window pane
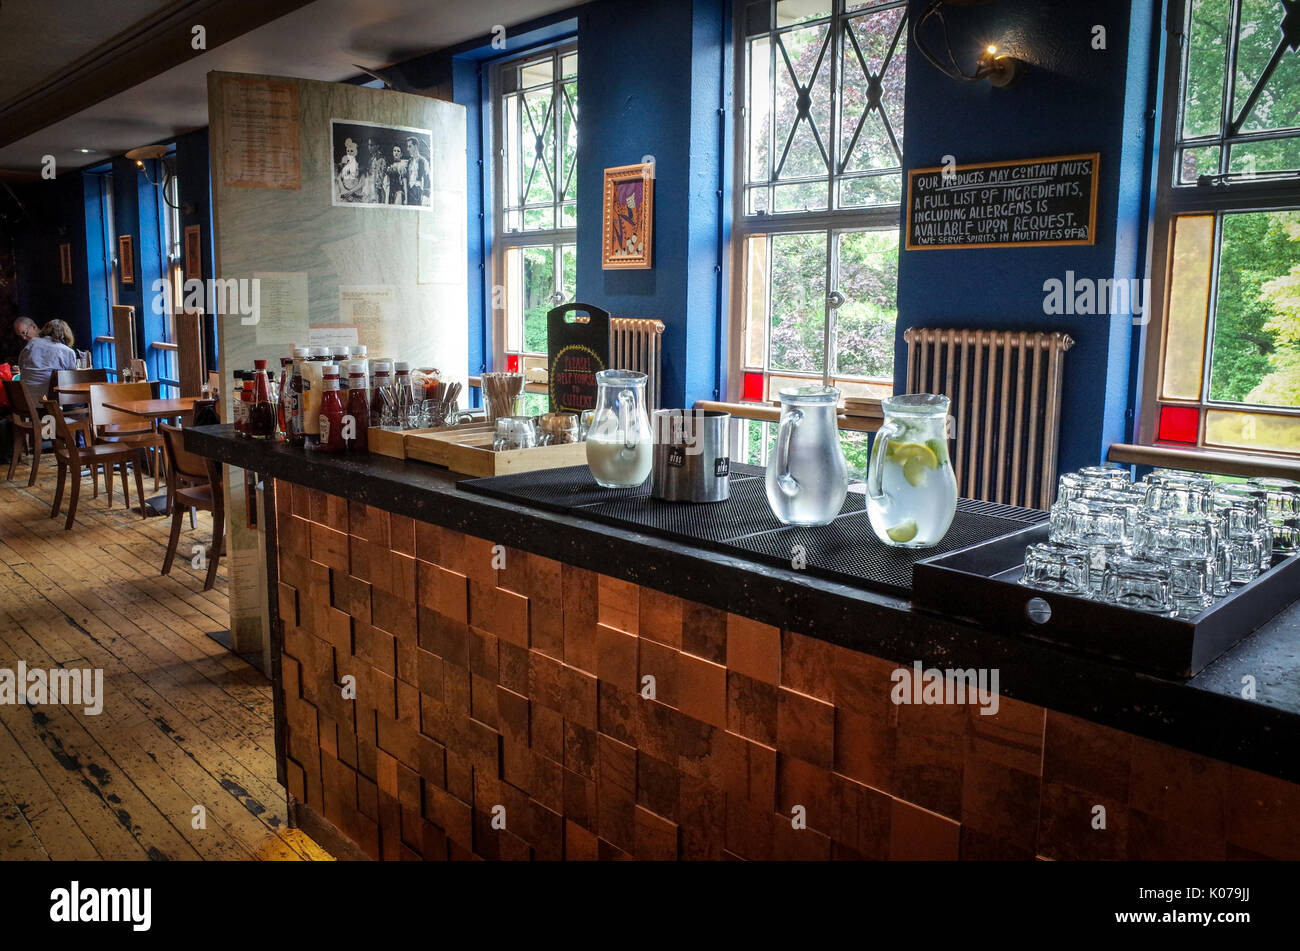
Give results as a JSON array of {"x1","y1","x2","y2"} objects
[
  {"x1": 1227, "y1": 137, "x2": 1300, "y2": 177},
  {"x1": 560, "y1": 81, "x2": 578, "y2": 203},
  {"x1": 1178, "y1": 144, "x2": 1220, "y2": 183},
  {"x1": 840, "y1": 6, "x2": 905, "y2": 175},
  {"x1": 1180, "y1": 0, "x2": 1229, "y2": 140},
  {"x1": 520, "y1": 57, "x2": 553, "y2": 88},
  {"x1": 773, "y1": 22, "x2": 831, "y2": 191},
  {"x1": 561, "y1": 244, "x2": 577, "y2": 301},
  {"x1": 776, "y1": 0, "x2": 831, "y2": 26},
  {"x1": 562, "y1": 53, "x2": 577, "y2": 80},
  {"x1": 768, "y1": 231, "x2": 828, "y2": 373},
  {"x1": 838, "y1": 172, "x2": 901, "y2": 207},
  {"x1": 833, "y1": 229, "x2": 897, "y2": 380},
  {"x1": 1232, "y1": 0, "x2": 1300, "y2": 135},
  {"x1": 744, "y1": 235, "x2": 769, "y2": 367},
  {"x1": 1209, "y1": 210, "x2": 1300, "y2": 407},
  {"x1": 505, "y1": 247, "x2": 523, "y2": 352},
  {"x1": 1160, "y1": 214, "x2": 1214, "y2": 401},
  {"x1": 1204, "y1": 409, "x2": 1300, "y2": 452},
  {"x1": 522, "y1": 246, "x2": 555, "y2": 354},
  {"x1": 747, "y1": 36, "x2": 772, "y2": 186}
]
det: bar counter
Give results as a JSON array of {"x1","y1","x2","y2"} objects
[{"x1": 188, "y1": 424, "x2": 1300, "y2": 861}]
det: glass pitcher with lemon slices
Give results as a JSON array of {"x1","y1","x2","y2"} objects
[{"x1": 866, "y1": 394, "x2": 958, "y2": 548}]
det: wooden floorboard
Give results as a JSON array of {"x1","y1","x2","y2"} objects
[{"x1": 0, "y1": 452, "x2": 332, "y2": 861}]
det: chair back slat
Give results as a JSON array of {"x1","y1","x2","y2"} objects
[
  {"x1": 37, "y1": 398, "x2": 78, "y2": 458},
  {"x1": 89, "y1": 382, "x2": 153, "y2": 433},
  {"x1": 160, "y1": 424, "x2": 211, "y2": 484},
  {"x1": 3, "y1": 378, "x2": 36, "y2": 423},
  {"x1": 51, "y1": 367, "x2": 109, "y2": 404}
]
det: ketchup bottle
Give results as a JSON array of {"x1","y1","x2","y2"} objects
[
  {"x1": 317, "y1": 364, "x2": 346, "y2": 453},
  {"x1": 344, "y1": 361, "x2": 369, "y2": 452},
  {"x1": 248, "y1": 359, "x2": 277, "y2": 440}
]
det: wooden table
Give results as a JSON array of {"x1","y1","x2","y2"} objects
[
  {"x1": 103, "y1": 397, "x2": 200, "y2": 420},
  {"x1": 55, "y1": 382, "x2": 95, "y2": 397},
  {"x1": 103, "y1": 397, "x2": 201, "y2": 515}
]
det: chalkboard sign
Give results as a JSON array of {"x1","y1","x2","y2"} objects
[
  {"x1": 905, "y1": 152, "x2": 1099, "y2": 251},
  {"x1": 548, "y1": 302, "x2": 610, "y2": 414}
]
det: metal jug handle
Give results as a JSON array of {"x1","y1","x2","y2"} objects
[
  {"x1": 774, "y1": 407, "x2": 803, "y2": 498},
  {"x1": 867, "y1": 420, "x2": 903, "y2": 500}
]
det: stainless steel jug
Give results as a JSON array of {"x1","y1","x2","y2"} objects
[{"x1": 651, "y1": 409, "x2": 731, "y2": 503}]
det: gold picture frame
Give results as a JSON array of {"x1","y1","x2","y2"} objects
[
  {"x1": 601, "y1": 163, "x2": 654, "y2": 270},
  {"x1": 117, "y1": 235, "x2": 134, "y2": 285}
]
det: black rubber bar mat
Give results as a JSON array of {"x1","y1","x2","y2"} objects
[
  {"x1": 459, "y1": 463, "x2": 762, "y2": 513},
  {"x1": 730, "y1": 504, "x2": 1046, "y2": 596},
  {"x1": 579, "y1": 478, "x2": 865, "y2": 544},
  {"x1": 460, "y1": 464, "x2": 1046, "y2": 595}
]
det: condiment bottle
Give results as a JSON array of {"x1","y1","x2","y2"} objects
[
  {"x1": 286, "y1": 346, "x2": 308, "y2": 446},
  {"x1": 344, "y1": 361, "x2": 370, "y2": 452},
  {"x1": 348, "y1": 345, "x2": 369, "y2": 388},
  {"x1": 276, "y1": 355, "x2": 293, "y2": 438},
  {"x1": 317, "y1": 364, "x2": 346, "y2": 453},
  {"x1": 330, "y1": 346, "x2": 350, "y2": 387},
  {"x1": 393, "y1": 361, "x2": 414, "y2": 426},
  {"x1": 370, "y1": 361, "x2": 392, "y2": 427},
  {"x1": 231, "y1": 370, "x2": 247, "y2": 435},
  {"x1": 248, "y1": 359, "x2": 276, "y2": 439},
  {"x1": 301, "y1": 347, "x2": 328, "y2": 443},
  {"x1": 240, "y1": 373, "x2": 255, "y2": 438}
]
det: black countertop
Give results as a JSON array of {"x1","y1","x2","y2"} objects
[{"x1": 187, "y1": 425, "x2": 1300, "y2": 784}]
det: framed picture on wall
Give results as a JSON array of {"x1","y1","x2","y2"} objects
[
  {"x1": 118, "y1": 235, "x2": 134, "y2": 285},
  {"x1": 58, "y1": 242, "x2": 72, "y2": 284},
  {"x1": 184, "y1": 224, "x2": 202, "y2": 281},
  {"x1": 601, "y1": 163, "x2": 654, "y2": 269},
  {"x1": 330, "y1": 119, "x2": 433, "y2": 209}
]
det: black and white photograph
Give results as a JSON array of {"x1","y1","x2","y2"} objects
[{"x1": 330, "y1": 118, "x2": 432, "y2": 209}]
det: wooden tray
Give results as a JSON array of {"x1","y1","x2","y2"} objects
[{"x1": 370, "y1": 422, "x2": 588, "y2": 476}]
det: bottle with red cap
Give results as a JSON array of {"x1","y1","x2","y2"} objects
[
  {"x1": 344, "y1": 361, "x2": 369, "y2": 452},
  {"x1": 246, "y1": 359, "x2": 276, "y2": 439},
  {"x1": 317, "y1": 364, "x2": 346, "y2": 453}
]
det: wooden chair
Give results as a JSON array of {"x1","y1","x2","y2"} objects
[
  {"x1": 4, "y1": 378, "x2": 41, "y2": 485},
  {"x1": 50, "y1": 367, "x2": 108, "y2": 420},
  {"x1": 89, "y1": 382, "x2": 164, "y2": 491},
  {"x1": 160, "y1": 424, "x2": 224, "y2": 590},
  {"x1": 7, "y1": 380, "x2": 97, "y2": 492},
  {"x1": 41, "y1": 399, "x2": 145, "y2": 529}
]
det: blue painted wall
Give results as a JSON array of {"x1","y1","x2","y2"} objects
[
  {"x1": 574, "y1": 0, "x2": 728, "y2": 407},
  {"x1": 896, "y1": 0, "x2": 1157, "y2": 473}
]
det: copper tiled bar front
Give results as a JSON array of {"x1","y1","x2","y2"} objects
[{"x1": 274, "y1": 483, "x2": 1300, "y2": 861}]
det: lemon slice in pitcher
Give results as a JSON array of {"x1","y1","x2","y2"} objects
[
  {"x1": 889, "y1": 442, "x2": 938, "y2": 486},
  {"x1": 886, "y1": 520, "x2": 918, "y2": 543}
]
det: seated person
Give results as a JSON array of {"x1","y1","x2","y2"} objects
[{"x1": 19, "y1": 318, "x2": 78, "y2": 394}]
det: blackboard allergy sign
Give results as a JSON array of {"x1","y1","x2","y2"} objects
[{"x1": 905, "y1": 152, "x2": 1100, "y2": 251}]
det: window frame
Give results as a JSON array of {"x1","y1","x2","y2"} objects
[
  {"x1": 488, "y1": 41, "x2": 579, "y2": 374},
  {"x1": 728, "y1": 0, "x2": 907, "y2": 404},
  {"x1": 1140, "y1": 0, "x2": 1300, "y2": 456}
]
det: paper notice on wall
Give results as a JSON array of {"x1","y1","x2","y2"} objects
[
  {"x1": 339, "y1": 285, "x2": 397, "y2": 344},
  {"x1": 418, "y1": 191, "x2": 461, "y2": 284},
  {"x1": 253, "y1": 271, "x2": 309, "y2": 348},
  {"x1": 219, "y1": 77, "x2": 302, "y2": 189},
  {"x1": 308, "y1": 326, "x2": 360, "y2": 350}
]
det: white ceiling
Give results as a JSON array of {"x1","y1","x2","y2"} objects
[{"x1": 0, "y1": 0, "x2": 574, "y2": 173}]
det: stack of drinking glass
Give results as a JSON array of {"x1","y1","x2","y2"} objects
[{"x1": 1021, "y1": 466, "x2": 1300, "y2": 617}]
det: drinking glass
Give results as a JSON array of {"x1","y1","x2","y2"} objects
[
  {"x1": 1077, "y1": 465, "x2": 1132, "y2": 487},
  {"x1": 493, "y1": 416, "x2": 537, "y2": 451},
  {"x1": 1100, "y1": 556, "x2": 1175, "y2": 615},
  {"x1": 1166, "y1": 554, "x2": 1215, "y2": 617},
  {"x1": 1053, "y1": 498, "x2": 1131, "y2": 547},
  {"x1": 1141, "y1": 472, "x2": 1213, "y2": 517},
  {"x1": 1133, "y1": 512, "x2": 1218, "y2": 559},
  {"x1": 1249, "y1": 477, "x2": 1300, "y2": 554},
  {"x1": 1021, "y1": 542, "x2": 1090, "y2": 595}
]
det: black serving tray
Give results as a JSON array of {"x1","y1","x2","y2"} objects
[{"x1": 912, "y1": 522, "x2": 1300, "y2": 677}]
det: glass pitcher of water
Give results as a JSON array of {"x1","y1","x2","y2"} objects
[
  {"x1": 586, "y1": 370, "x2": 653, "y2": 488},
  {"x1": 765, "y1": 385, "x2": 848, "y2": 526},
  {"x1": 867, "y1": 394, "x2": 958, "y2": 547}
]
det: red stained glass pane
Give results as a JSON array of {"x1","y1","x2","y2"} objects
[
  {"x1": 1158, "y1": 405, "x2": 1200, "y2": 444},
  {"x1": 742, "y1": 371, "x2": 765, "y2": 402},
  {"x1": 506, "y1": 354, "x2": 520, "y2": 373}
]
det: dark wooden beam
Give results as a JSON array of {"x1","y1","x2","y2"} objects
[{"x1": 0, "y1": 0, "x2": 317, "y2": 151}]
